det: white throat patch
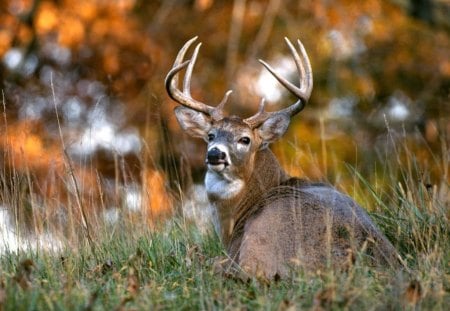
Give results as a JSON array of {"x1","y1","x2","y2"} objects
[{"x1": 205, "y1": 170, "x2": 244, "y2": 200}]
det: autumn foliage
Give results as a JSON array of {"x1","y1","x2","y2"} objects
[{"x1": 0, "y1": 0, "x2": 449, "y2": 225}]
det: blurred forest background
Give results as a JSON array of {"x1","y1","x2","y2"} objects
[{"x1": 0, "y1": 0, "x2": 449, "y2": 234}]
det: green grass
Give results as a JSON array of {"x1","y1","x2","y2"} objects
[{"x1": 0, "y1": 210, "x2": 448, "y2": 310}]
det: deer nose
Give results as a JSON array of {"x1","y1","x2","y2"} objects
[{"x1": 207, "y1": 147, "x2": 227, "y2": 165}]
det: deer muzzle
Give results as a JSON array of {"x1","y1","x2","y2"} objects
[{"x1": 206, "y1": 147, "x2": 228, "y2": 166}]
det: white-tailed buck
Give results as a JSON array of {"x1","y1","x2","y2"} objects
[{"x1": 166, "y1": 37, "x2": 398, "y2": 280}]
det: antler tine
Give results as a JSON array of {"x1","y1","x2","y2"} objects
[
  {"x1": 244, "y1": 38, "x2": 313, "y2": 128},
  {"x1": 183, "y1": 42, "x2": 202, "y2": 97},
  {"x1": 165, "y1": 37, "x2": 228, "y2": 119},
  {"x1": 216, "y1": 90, "x2": 233, "y2": 110},
  {"x1": 165, "y1": 36, "x2": 198, "y2": 99},
  {"x1": 257, "y1": 98, "x2": 266, "y2": 113},
  {"x1": 296, "y1": 38, "x2": 313, "y2": 99},
  {"x1": 248, "y1": 98, "x2": 269, "y2": 121}
]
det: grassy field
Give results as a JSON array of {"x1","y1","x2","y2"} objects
[
  {"x1": 0, "y1": 133, "x2": 449, "y2": 310},
  {"x1": 0, "y1": 214, "x2": 448, "y2": 310}
]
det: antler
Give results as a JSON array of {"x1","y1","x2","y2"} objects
[
  {"x1": 165, "y1": 36, "x2": 232, "y2": 121},
  {"x1": 244, "y1": 37, "x2": 313, "y2": 129}
]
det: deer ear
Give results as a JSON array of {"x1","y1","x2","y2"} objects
[
  {"x1": 174, "y1": 106, "x2": 212, "y2": 139},
  {"x1": 257, "y1": 114, "x2": 290, "y2": 145}
]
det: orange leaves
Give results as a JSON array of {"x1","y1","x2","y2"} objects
[
  {"x1": 1, "y1": 120, "x2": 176, "y2": 221},
  {"x1": 23, "y1": 134, "x2": 43, "y2": 158},
  {"x1": 326, "y1": 7, "x2": 341, "y2": 27},
  {"x1": 0, "y1": 121, "x2": 64, "y2": 172},
  {"x1": 102, "y1": 44, "x2": 120, "y2": 75},
  {"x1": 0, "y1": 13, "x2": 30, "y2": 56},
  {"x1": 35, "y1": 2, "x2": 59, "y2": 35},
  {"x1": 31, "y1": 0, "x2": 154, "y2": 87},
  {"x1": 0, "y1": 31, "x2": 13, "y2": 57},
  {"x1": 195, "y1": 0, "x2": 213, "y2": 12},
  {"x1": 59, "y1": 16, "x2": 85, "y2": 47},
  {"x1": 116, "y1": 0, "x2": 137, "y2": 11},
  {"x1": 91, "y1": 19, "x2": 109, "y2": 41},
  {"x1": 439, "y1": 59, "x2": 450, "y2": 77},
  {"x1": 355, "y1": 76, "x2": 375, "y2": 98},
  {"x1": 34, "y1": 1, "x2": 110, "y2": 48},
  {"x1": 71, "y1": 1, "x2": 152, "y2": 94},
  {"x1": 75, "y1": 1, "x2": 98, "y2": 22},
  {"x1": 143, "y1": 170, "x2": 173, "y2": 220},
  {"x1": 36, "y1": 1, "x2": 86, "y2": 47}
]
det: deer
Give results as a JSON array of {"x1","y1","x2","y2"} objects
[{"x1": 165, "y1": 37, "x2": 399, "y2": 280}]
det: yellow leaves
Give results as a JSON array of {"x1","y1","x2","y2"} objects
[
  {"x1": 280, "y1": 120, "x2": 356, "y2": 181},
  {"x1": 317, "y1": 36, "x2": 333, "y2": 59}
]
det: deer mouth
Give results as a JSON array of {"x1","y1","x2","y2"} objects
[
  {"x1": 206, "y1": 159, "x2": 229, "y2": 172},
  {"x1": 206, "y1": 147, "x2": 229, "y2": 171}
]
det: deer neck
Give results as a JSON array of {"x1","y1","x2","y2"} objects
[{"x1": 206, "y1": 148, "x2": 289, "y2": 248}]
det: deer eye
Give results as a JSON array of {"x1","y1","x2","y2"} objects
[
  {"x1": 207, "y1": 133, "x2": 215, "y2": 142},
  {"x1": 238, "y1": 136, "x2": 251, "y2": 145}
]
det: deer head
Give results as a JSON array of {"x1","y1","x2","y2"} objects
[{"x1": 165, "y1": 37, "x2": 313, "y2": 201}]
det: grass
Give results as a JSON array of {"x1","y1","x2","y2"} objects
[
  {"x1": 0, "y1": 215, "x2": 448, "y2": 310},
  {"x1": 0, "y1": 128, "x2": 449, "y2": 310}
]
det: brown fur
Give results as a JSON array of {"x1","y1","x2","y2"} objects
[{"x1": 213, "y1": 149, "x2": 399, "y2": 280}]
